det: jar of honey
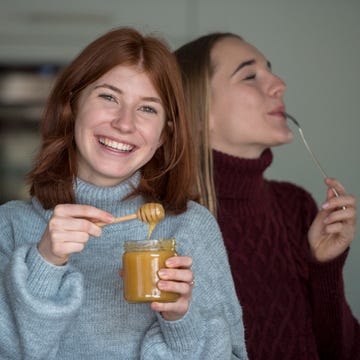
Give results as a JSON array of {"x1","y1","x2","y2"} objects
[{"x1": 122, "y1": 239, "x2": 179, "y2": 303}]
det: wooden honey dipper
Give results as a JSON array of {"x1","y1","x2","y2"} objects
[{"x1": 96, "y1": 203, "x2": 165, "y2": 238}]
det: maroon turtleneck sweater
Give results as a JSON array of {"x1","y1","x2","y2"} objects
[{"x1": 213, "y1": 148, "x2": 360, "y2": 360}]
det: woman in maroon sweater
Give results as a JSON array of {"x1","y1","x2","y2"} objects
[{"x1": 175, "y1": 33, "x2": 360, "y2": 359}]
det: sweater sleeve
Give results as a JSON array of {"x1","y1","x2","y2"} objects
[
  {"x1": 309, "y1": 249, "x2": 360, "y2": 359},
  {"x1": 139, "y1": 204, "x2": 248, "y2": 359},
  {"x1": 1, "y1": 244, "x2": 84, "y2": 359},
  {"x1": 299, "y1": 188, "x2": 360, "y2": 359}
]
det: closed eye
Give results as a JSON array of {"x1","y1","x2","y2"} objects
[{"x1": 243, "y1": 74, "x2": 256, "y2": 80}]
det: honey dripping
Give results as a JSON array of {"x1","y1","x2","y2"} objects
[{"x1": 137, "y1": 203, "x2": 165, "y2": 238}]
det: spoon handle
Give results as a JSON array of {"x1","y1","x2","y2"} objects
[
  {"x1": 285, "y1": 112, "x2": 346, "y2": 208},
  {"x1": 95, "y1": 213, "x2": 137, "y2": 227}
]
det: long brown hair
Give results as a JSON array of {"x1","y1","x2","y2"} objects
[
  {"x1": 28, "y1": 27, "x2": 197, "y2": 213},
  {"x1": 175, "y1": 32, "x2": 242, "y2": 216}
]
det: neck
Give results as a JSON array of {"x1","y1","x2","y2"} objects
[
  {"x1": 74, "y1": 172, "x2": 141, "y2": 214},
  {"x1": 212, "y1": 149, "x2": 273, "y2": 201}
]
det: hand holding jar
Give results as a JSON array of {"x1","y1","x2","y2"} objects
[
  {"x1": 150, "y1": 254, "x2": 194, "y2": 321},
  {"x1": 122, "y1": 238, "x2": 195, "y2": 321}
]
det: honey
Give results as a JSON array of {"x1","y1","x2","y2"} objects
[
  {"x1": 136, "y1": 203, "x2": 165, "y2": 239},
  {"x1": 123, "y1": 239, "x2": 179, "y2": 303}
]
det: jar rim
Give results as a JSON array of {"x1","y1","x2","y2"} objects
[{"x1": 124, "y1": 238, "x2": 176, "y2": 251}]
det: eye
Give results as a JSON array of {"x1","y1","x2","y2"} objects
[
  {"x1": 99, "y1": 93, "x2": 117, "y2": 102},
  {"x1": 243, "y1": 74, "x2": 256, "y2": 80},
  {"x1": 139, "y1": 105, "x2": 158, "y2": 114}
]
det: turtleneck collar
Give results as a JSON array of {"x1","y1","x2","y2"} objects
[
  {"x1": 213, "y1": 148, "x2": 273, "y2": 201},
  {"x1": 73, "y1": 172, "x2": 141, "y2": 213}
]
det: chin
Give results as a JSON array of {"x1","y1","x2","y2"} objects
[
  {"x1": 272, "y1": 134, "x2": 294, "y2": 147},
  {"x1": 286, "y1": 131, "x2": 295, "y2": 143},
  {"x1": 279, "y1": 130, "x2": 294, "y2": 144}
]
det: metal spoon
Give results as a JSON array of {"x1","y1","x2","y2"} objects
[{"x1": 284, "y1": 112, "x2": 345, "y2": 208}]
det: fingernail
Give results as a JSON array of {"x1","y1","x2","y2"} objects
[
  {"x1": 158, "y1": 270, "x2": 166, "y2": 278},
  {"x1": 157, "y1": 280, "x2": 167, "y2": 289},
  {"x1": 165, "y1": 259, "x2": 174, "y2": 266},
  {"x1": 322, "y1": 202, "x2": 329, "y2": 209}
]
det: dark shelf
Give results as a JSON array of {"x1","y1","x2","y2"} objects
[{"x1": 0, "y1": 63, "x2": 63, "y2": 203}]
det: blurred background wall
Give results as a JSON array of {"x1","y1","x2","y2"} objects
[{"x1": 1, "y1": 0, "x2": 359, "y2": 319}]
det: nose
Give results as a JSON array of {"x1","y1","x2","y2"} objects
[
  {"x1": 268, "y1": 73, "x2": 286, "y2": 98},
  {"x1": 111, "y1": 108, "x2": 136, "y2": 133}
]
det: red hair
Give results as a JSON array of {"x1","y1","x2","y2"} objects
[{"x1": 27, "y1": 27, "x2": 197, "y2": 213}]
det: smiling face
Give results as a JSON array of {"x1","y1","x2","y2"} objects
[
  {"x1": 74, "y1": 65, "x2": 166, "y2": 187},
  {"x1": 209, "y1": 36, "x2": 293, "y2": 159}
]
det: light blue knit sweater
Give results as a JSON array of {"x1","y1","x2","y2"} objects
[{"x1": 0, "y1": 173, "x2": 247, "y2": 359}]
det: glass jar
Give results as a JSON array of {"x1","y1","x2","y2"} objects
[{"x1": 122, "y1": 238, "x2": 179, "y2": 303}]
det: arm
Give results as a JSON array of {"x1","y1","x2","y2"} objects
[
  {"x1": 140, "y1": 204, "x2": 248, "y2": 359},
  {"x1": 306, "y1": 178, "x2": 360, "y2": 359},
  {"x1": 308, "y1": 249, "x2": 360, "y2": 359},
  {"x1": 0, "y1": 202, "x2": 113, "y2": 359},
  {"x1": 1, "y1": 245, "x2": 83, "y2": 360}
]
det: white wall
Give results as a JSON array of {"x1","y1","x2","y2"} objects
[{"x1": 1, "y1": 0, "x2": 359, "y2": 319}]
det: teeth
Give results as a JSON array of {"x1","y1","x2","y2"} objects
[{"x1": 98, "y1": 137, "x2": 134, "y2": 152}]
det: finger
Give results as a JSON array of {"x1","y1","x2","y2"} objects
[
  {"x1": 323, "y1": 224, "x2": 355, "y2": 246},
  {"x1": 158, "y1": 268, "x2": 193, "y2": 283},
  {"x1": 53, "y1": 204, "x2": 114, "y2": 225},
  {"x1": 49, "y1": 216, "x2": 103, "y2": 238},
  {"x1": 324, "y1": 178, "x2": 346, "y2": 194},
  {"x1": 165, "y1": 255, "x2": 192, "y2": 269},
  {"x1": 323, "y1": 222, "x2": 344, "y2": 235},
  {"x1": 150, "y1": 298, "x2": 190, "y2": 320},
  {"x1": 157, "y1": 279, "x2": 192, "y2": 297},
  {"x1": 151, "y1": 298, "x2": 189, "y2": 312},
  {"x1": 322, "y1": 194, "x2": 356, "y2": 212},
  {"x1": 324, "y1": 207, "x2": 356, "y2": 225},
  {"x1": 51, "y1": 240, "x2": 86, "y2": 257},
  {"x1": 51, "y1": 229, "x2": 92, "y2": 244}
]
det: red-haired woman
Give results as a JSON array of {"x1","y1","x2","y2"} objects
[{"x1": 0, "y1": 28, "x2": 247, "y2": 359}]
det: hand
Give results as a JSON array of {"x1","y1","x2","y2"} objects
[
  {"x1": 308, "y1": 178, "x2": 357, "y2": 262},
  {"x1": 151, "y1": 256, "x2": 194, "y2": 321},
  {"x1": 37, "y1": 204, "x2": 114, "y2": 266}
]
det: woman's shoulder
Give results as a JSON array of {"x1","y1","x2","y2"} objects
[
  {"x1": 267, "y1": 179, "x2": 316, "y2": 202},
  {"x1": 0, "y1": 198, "x2": 48, "y2": 225},
  {"x1": 186, "y1": 200, "x2": 217, "y2": 220},
  {"x1": 169, "y1": 200, "x2": 220, "y2": 233},
  {"x1": 167, "y1": 201, "x2": 225, "y2": 256},
  {"x1": 266, "y1": 179, "x2": 318, "y2": 215},
  {"x1": 0, "y1": 199, "x2": 33, "y2": 214}
]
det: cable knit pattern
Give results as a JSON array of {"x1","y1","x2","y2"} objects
[
  {"x1": 213, "y1": 149, "x2": 360, "y2": 360},
  {"x1": 0, "y1": 173, "x2": 247, "y2": 359}
]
